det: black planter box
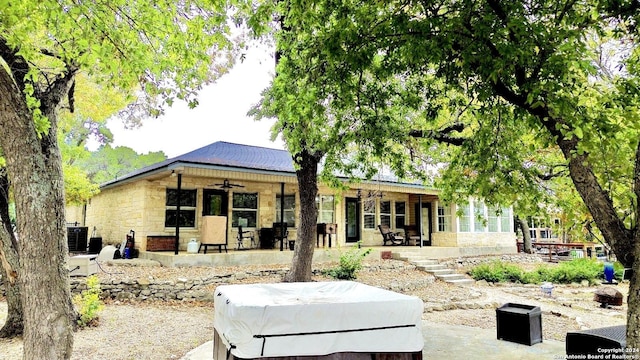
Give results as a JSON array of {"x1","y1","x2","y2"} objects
[{"x1": 496, "y1": 303, "x2": 542, "y2": 346}]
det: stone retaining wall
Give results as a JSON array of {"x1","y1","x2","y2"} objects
[
  {"x1": 438, "y1": 253, "x2": 544, "y2": 270},
  {"x1": 65, "y1": 262, "x2": 418, "y2": 303}
]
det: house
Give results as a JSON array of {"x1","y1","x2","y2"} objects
[{"x1": 66, "y1": 141, "x2": 517, "y2": 254}]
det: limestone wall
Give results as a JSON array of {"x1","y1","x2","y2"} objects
[
  {"x1": 84, "y1": 181, "x2": 147, "y2": 247},
  {"x1": 65, "y1": 262, "x2": 417, "y2": 302}
]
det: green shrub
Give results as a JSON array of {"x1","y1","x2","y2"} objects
[
  {"x1": 73, "y1": 275, "x2": 104, "y2": 328},
  {"x1": 468, "y1": 261, "x2": 527, "y2": 283},
  {"x1": 324, "y1": 243, "x2": 372, "y2": 280},
  {"x1": 469, "y1": 258, "x2": 606, "y2": 285},
  {"x1": 546, "y1": 258, "x2": 602, "y2": 285},
  {"x1": 613, "y1": 261, "x2": 625, "y2": 281}
]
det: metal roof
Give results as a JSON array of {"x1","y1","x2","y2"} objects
[{"x1": 100, "y1": 141, "x2": 295, "y2": 188}]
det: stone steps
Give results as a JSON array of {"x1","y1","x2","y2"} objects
[{"x1": 394, "y1": 252, "x2": 475, "y2": 286}]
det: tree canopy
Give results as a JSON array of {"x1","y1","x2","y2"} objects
[
  {"x1": 0, "y1": 1, "x2": 244, "y2": 357},
  {"x1": 253, "y1": 0, "x2": 640, "y2": 346}
]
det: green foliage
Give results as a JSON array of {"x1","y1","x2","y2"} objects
[
  {"x1": 324, "y1": 244, "x2": 372, "y2": 280},
  {"x1": 76, "y1": 145, "x2": 167, "y2": 184},
  {"x1": 256, "y1": 0, "x2": 640, "y2": 268},
  {"x1": 73, "y1": 275, "x2": 104, "y2": 328},
  {"x1": 63, "y1": 164, "x2": 100, "y2": 205},
  {"x1": 468, "y1": 261, "x2": 527, "y2": 283},
  {"x1": 469, "y1": 259, "x2": 606, "y2": 285},
  {"x1": 544, "y1": 259, "x2": 603, "y2": 285}
]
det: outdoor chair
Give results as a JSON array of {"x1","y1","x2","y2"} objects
[
  {"x1": 378, "y1": 225, "x2": 404, "y2": 246},
  {"x1": 272, "y1": 222, "x2": 289, "y2": 249},
  {"x1": 404, "y1": 225, "x2": 421, "y2": 246},
  {"x1": 236, "y1": 226, "x2": 256, "y2": 250}
]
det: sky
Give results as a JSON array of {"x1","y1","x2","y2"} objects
[{"x1": 106, "y1": 46, "x2": 285, "y2": 158}]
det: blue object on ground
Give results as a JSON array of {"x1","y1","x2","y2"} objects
[{"x1": 604, "y1": 262, "x2": 614, "y2": 283}]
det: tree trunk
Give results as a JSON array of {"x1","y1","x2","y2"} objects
[
  {"x1": 0, "y1": 170, "x2": 23, "y2": 337},
  {"x1": 284, "y1": 149, "x2": 321, "y2": 282},
  {"x1": 0, "y1": 66, "x2": 76, "y2": 359},
  {"x1": 0, "y1": 243, "x2": 22, "y2": 338},
  {"x1": 626, "y1": 239, "x2": 640, "y2": 350},
  {"x1": 548, "y1": 126, "x2": 637, "y2": 349},
  {"x1": 516, "y1": 217, "x2": 532, "y2": 254}
]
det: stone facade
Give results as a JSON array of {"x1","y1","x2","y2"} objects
[{"x1": 65, "y1": 160, "x2": 516, "y2": 253}]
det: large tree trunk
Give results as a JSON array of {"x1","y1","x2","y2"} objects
[
  {"x1": 0, "y1": 171, "x2": 23, "y2": 337},
  {"x1": 547, "y1": 127, "x2": 637, "y2": 349},
  {"x1": 0, "y1": 65, "x2": 76, "y2": 359},
  {"x1": 516, "y1": 217, "x2": 532, "y2": 254},
  {"x1": 284, "y1": 149, "x2": 321, "y2": 282}
]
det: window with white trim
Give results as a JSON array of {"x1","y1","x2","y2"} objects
[
  {"x1": 488, "y1": 206, "x2": 499, "y2": 232},
  {"x1": 395, "y1": 202, "x2": 406, "y2": 228},
  {"x1": 316, "y1": 195, "x2": 335, "y2": 223},
  {"x1": 380, "y1": 201, "x2": 391, "y2": 227},
  {"x1": 276, "y1": 194, "x2": 296, "y2": 227},
  {"x1": 363, "y1": 199, "x2": 376, "y2": 229},
  {"x1": 438, "y1": 204, "x2": 451, "y2": 232},
  {"x1": 458, "y1": 204, "x2": 471, "y2": 232},
  {"x1": 474, "y1": 200, "x2": 486, "y2": 232},
  {"x1": 500, "y1": 207, "x2": 511, "y2": 232},
  {"x1": 232, "y1": 193, "x2": 258, "y2": 228}
]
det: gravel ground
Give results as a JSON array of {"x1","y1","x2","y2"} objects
[{"x1": 0, "y1": 258, "x2": 628, "y2": 360}]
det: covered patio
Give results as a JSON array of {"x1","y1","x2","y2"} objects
[{"x1": 138, "y1": 244, "x2": 516, "y2": 267}]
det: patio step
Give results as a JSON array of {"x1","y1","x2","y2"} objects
[{"x1": 392, "y1": 251, "x2": 475, "y2": 286}]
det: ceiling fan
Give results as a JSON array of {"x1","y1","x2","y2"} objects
[{"x1": 210, "y1": 179, "x2": 244, "y2": 190}]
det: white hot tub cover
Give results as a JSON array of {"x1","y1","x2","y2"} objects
[{"x1": 214, "y1": 281, "x2": 424, "y2": 358}]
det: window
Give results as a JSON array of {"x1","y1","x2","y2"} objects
[
  {"x1": 458, "y1": 204, "x2": 470, "y2": 232},
  {"x1": 488, "y1": 206, "x2": 499, "y2": 232},
  {"x1": 395, "y1": 202, "x2": 406, "y2": 228},
  {"x1": 500, "y1": 207, "x2": 511, "y2": 232},
  {"x1": 276, "y1": 194, "x2": 296, "y2": 227},
  {"x1": 203, "y1": 189, "x2": 227, "y2": 216},
  {"x1": 363, "y1": 199, "x2": 376, "y2": 229},
  {"x1": 380, "y1": 201, "x2": 391, "y2": 227},
  {"x1": 165, "y1": 189, "x2": 197, "y2": 227},
  {"x1": 473, "y1": 200, "x2": 486, "y2": 232},
  {"x1": 438, "y1": 204, "x2": 451, "y2": 232},
  {"x1": 232, "y1": 193, "x2": 258, "y2": 228},
  {"x1": 316, "y1": 195, "x2": 335, "y2": 223}
]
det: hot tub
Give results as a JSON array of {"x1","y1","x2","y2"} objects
[{"x1": 213, "y1": 281, "x2": 424, "y2": 359}]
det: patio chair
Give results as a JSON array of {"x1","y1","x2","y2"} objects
[
  {"x1": 404, "y1": 225, "x2": 421, "y2": 246},
  {"x1": 272, "y1": 222, "x2": 289, "y2": 250},
  {"x1": 236, "y1": 226, "x2": 256, "y2": 250},
  {"x1": 378, "y1": 225, "x2": 404, "y2": 246}
]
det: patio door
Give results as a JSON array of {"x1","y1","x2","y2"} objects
[
  {"x1": 345, "y1": 197, "x2": 360, "y2": 243},
  {"x1": 203, "y1": 189, "x2": 228, "y2": 216},
  {"x1": 415, "y1": 203, "x2": 432, "y2": 246}
]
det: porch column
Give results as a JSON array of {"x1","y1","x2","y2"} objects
[
  {"x1": 279, "y1": 182, "x2": 285, "y2": 251},
  {"x1": 174, "y1": 173, "x2": 182, "y2": 255},
  {"x1": 418, "y1": 195, "x2": 423, "y2": 248}
]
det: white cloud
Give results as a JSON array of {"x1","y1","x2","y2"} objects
[{"x1": 107, "y1": 46, "x2": 284, "y2": 158}]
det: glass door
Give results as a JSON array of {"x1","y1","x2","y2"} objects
[
  {"x1": 203, "y1": 189, "x2": 228, "y2": 216},
  {"x1": 345, "y1": 197, "x2": 360, "y2": 243},
  {"x1": 415, "y1": 202, "x2": 432, "y2": 246}
]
